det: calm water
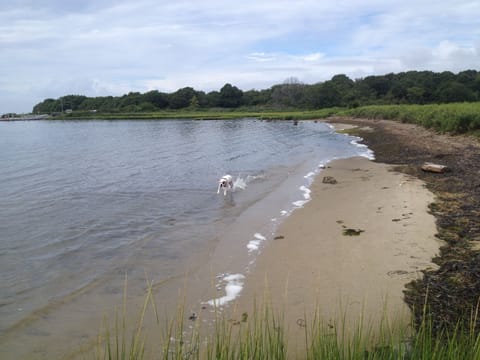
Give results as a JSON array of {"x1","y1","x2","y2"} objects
[{"x1": 0, "y1": 119, "x2": 372, "y2": 358}]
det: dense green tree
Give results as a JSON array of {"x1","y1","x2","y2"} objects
[
  {"x1": 271, "y1": 78, "x2": 306, "y2": 108},
  {"x1": 435, "y1": 82, "x2": 477, "y2": 103},
  {"x1": 60, "y1": 95, "x2": 87, "y2": 110},
  {"x1": 329, "y1": 74, "x2": 355, "y2": 105},
  {"x1": 168, "y1": 87, "x2": 197, "y2": 109},
  {"x1": 189, "y1": 95, "x2": 200, "y2": 109},
  {"x1": 33, "y1": 98, "x2": 57, "y2": 113},
  {"x1": 407, "y1": 87, "x2": 426, "y2": 104},
  {"x1": 219, "y1": 83, "x2": 243, "y2": 108},
  {"x1": 143, "y1": 90, "x2": 169, "y2": 109},
  {"x1": 205, "y1": 91, "x2": 221, "y2": 107},
  {"x1": 242, "y1": 89, "x2": 268, "y2": 106}
]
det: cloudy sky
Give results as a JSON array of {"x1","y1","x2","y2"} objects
[{"x1": 1, "y1": 0, "x2": 479, "y2": 113}]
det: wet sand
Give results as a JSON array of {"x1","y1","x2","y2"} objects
[{"x1": 234, "y1": 156, "x2": 441, "y2": 353}]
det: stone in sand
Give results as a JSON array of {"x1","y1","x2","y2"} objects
[{"x1": 322, "y1": 176, "x2": 338, "y2": 184}]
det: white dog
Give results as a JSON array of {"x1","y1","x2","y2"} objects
[{"x1": 217, "y1": 174, "x2": 234, "y2": 196}]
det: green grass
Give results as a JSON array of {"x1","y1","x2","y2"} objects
[
  {"x1": 94, "y1": 281, "x2": 480, "y2": 359},
  {"x1": 54, "y1": 102, "x2": 480, "y2": 136},
  {"x1": 56, "y1": 108, "x2": 343, "y2": 121},
  {"x1": 342, "y1": 102, "x2": 480, "y2": 135}
]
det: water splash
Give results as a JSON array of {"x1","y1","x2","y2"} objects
[{"x1": 232, "y1": 176, "x2": 247, "y2": 191}]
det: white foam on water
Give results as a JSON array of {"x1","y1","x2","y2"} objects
[
  {"x1": 292, "y1": 199, "x2": 309, "y2": 208},
  {"x1": 299, "y1": 185, "x2": 311, "y2": 200},
  {"x1": 247, "y1": 240, "x2": 261, "y2": 251},
  {"x1": 350, "y1": 137, "x2": 375, "y2": 160},
  {"x1": 247, "y1": 232, "x2": 267, "y2": 252},
  {"x1": 206, "y1": 273, "x2": 245, "y2": 307},
  {"x1": 304, "y1": 171, "x2": 316, "y2": 180},
  {"x1": 254, "y1": 233, "x2": 266, "y2": 241}
]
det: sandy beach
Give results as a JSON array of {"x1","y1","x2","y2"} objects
[{"x1": 233, "y1": 155, "x2": 441, "y2": 353}]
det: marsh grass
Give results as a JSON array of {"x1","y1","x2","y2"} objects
[
  {"x1": 94, "y1": 280, "x2": 480, "y2": 359},
  {"x1": 59, "y1": 108, "x2": 342, "y2": 121},
  {"x1": 342, "y1": 102, "x2": 480, "y2": 135}
]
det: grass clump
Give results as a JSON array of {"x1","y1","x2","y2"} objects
[{"x1": 94, "y1": 281, "x2": 480, "y2": 359}]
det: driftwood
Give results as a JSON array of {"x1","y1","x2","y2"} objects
[
  {"x1": 421, "y1": 162, "x2": 449, "y2": 173},
  {"x1": 322, "y1": 176, "x2": 337, "y2": 184}
]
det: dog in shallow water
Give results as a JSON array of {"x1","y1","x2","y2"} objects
[{"x1": 217, "y1": 175, "x2": 234, "y2": 196}]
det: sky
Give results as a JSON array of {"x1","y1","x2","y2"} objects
[{"x1": 1, "y1": 0, "x2": 479, "y2": 113}]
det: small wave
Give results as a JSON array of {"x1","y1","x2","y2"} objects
[
  {"x1": 247, "y1": 232, "x2": 267, "y2": 252},
  {"x1": 350, "y1": 137, "x2": 375, "y2": 160},
  {"x1": 293, "y1": 199, "x2": 309, "y2": 208},
  {"x1": 299, "y1": 185, "x2": 311, "y2": 200},
  {"x1": 206, "y1": 273, "x2": 245, "y2": 307},
  {"x1": 247, "y1": 240, "x2": 261, "y2": 252},
  {"x1": 304, "y1": 171, "x2": 316, "y2": 180}
]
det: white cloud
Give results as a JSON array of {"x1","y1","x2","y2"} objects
[
  {"x1": 0, "y1": 0, "x2": 479, "y2": 113},
  {"x1": 247, "y1": 52, "x2": 277, "y2": 62}
]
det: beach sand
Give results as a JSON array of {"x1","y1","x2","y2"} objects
[{"x1": 233, "y1": 156, "x2": 441, "y2": 354}]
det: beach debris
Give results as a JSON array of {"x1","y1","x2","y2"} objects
[
  {"x1": 392, "y1": 213, "x2": 413, "y2": 222},
  {"x1": 421, "y1": 162, "x2": 449, "y2": 173},
  {"x1": 274, "y1": 235, "x2": 285, "y2": 240},
  {"x1": 342, "y1": 228, "x2": 365, "y2": 236},
  {"x1": 322, "y1": 176, "x2": 338, "y2": 184},
  {"x1": 387, "y1": 270, "x2": 410, "y2": 277},
  {"x1": 241, "y1": 312, "x2": 248, "y2": 322},
  {"x1": 296, "y1": 318, "x2": 306, "y2": 328}
]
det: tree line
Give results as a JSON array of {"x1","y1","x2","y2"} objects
[{"x1": 33, "y1": 70, "x2": 480, "y2": 114}]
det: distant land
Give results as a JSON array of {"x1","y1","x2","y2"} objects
[{"x1": 30, "y1": 70, "x2": 480, "y2": 115}]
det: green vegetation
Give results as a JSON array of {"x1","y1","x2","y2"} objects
[
  {"x1": 342, "y1": 102, "x2": 480, "y2": 135},
  {"x1": 95, "y1": 284, "x2": 480, "y2": 359},
  {"x1": 33, "y1": 70, "x2": 480, "y2": 114},
  {"x1": 51, "y1": 108, "x2": 342, "y2": 121}
]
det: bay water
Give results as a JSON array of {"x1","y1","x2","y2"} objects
[{"x1": 0, "y1": 119, "x2": 372, "y2": 358}]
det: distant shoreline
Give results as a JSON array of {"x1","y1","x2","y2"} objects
[{"x1": 0, "y1": 114, "x2": 49, "y2": 121}]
